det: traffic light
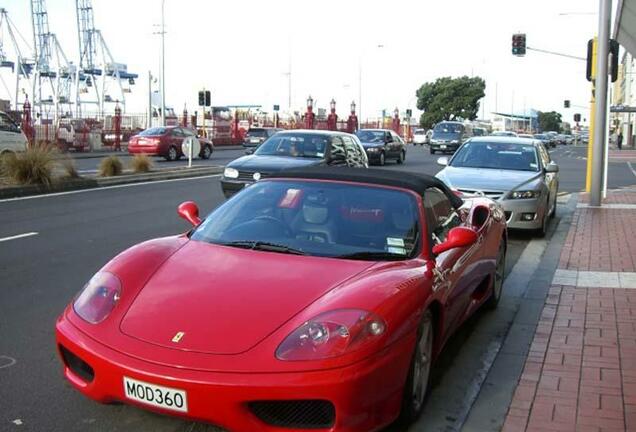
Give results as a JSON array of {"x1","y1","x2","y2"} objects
[
  {"x1": 512, "y1": 33, "x2": 526, "y2": 56},
  {"x1": 610, "y1": 39, "x2": 619, "y2": 83},
  {"x1": 198, "y1": 90, "x2": 211, "y2": 106},
  {"x1": 574, "y1": 113, "x2": 581, "y2": 123},
  {"x1": 406, "y1": 109, "x2": 412, "y2": 117},
  {"x1": 564, "y1": 100, "x2": 571, "y2": 108}
]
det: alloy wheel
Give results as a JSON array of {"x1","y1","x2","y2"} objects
[{"x1": 411, "y1": 313, "x2": 433, "y2": 412}]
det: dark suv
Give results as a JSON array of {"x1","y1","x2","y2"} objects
[
  {"x1": 222, "y1": 130, "x2": 368, "y2": 198},
  {"x1": 243, "y1": 127, "x2": 283, "y2": 149}
]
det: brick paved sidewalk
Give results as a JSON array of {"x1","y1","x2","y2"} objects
[{"x1": 503, "y1": 190, "x2": 636, "y2": 432}]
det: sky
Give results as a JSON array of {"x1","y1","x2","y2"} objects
[{"x1": 1, "y1": 0, "x2": 606, "y2": 124}]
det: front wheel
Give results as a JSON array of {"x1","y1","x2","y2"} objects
[
  {"x1": 400, "y1": 310, "x2": 434, "y2": 424},
  {"x1": 549, "y1": 191, "x2": 557, "y2": 219},
  {"x1": 379, "y1": 151, "x2": 386, "y2": 166},
  {"x1": 165, "y1": 146, "x2": 178, "y2": 161},
  {"x1": 429, "y1": 148, "x2": 435, "y2": 155}
]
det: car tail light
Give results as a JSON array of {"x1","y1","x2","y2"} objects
[
  {"x1": 276, "y1": 309, "x2": 386, "y2": 361},
  {"x1": 73, "y1": 272, "x2": 121, "y2": 324}
]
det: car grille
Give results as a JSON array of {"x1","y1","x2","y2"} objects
[
  {"x1": 237, "y1": 171, "x2": 271, "y2": 182},
  {"x1": 458, "y1": 188, "x2": 504, "y2": 200},
  {"x1": 59, "y1": 345, "x2": 95, "y2": 383},
  {"x1": 248, "y1": 400, "x2": 335, "y2": 429}
]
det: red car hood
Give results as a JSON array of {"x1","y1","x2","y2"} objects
[{"x1": 120, "y1": 240, "x2": 374, "y2": 355}]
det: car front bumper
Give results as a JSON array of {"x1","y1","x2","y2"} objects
[
  {"x1": 430, "y1": 142, "x2": 460, "y2": 152},
  {"x1": 55, "y1": 314, "x2": 413, "y2": 432},
  {"x1": 500, "y1": 197, "x2": 546, "y2": 230}
]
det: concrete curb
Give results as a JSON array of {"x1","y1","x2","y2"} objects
[
  {"x1": 69, "y1": 145, "x2": 244, "y2": 160},
  {"x1": 0, "y1": 166, "x2": 224, "y2": 199}
]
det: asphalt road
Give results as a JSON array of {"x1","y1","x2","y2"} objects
[{"x1": 0, "y1": 144, "x2": 633, "y2": 432}]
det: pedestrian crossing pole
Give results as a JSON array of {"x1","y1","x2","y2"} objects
[{"x1": 585, "y1": 36, "x2": 596, "y2": 193}]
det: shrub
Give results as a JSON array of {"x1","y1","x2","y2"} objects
[
  {"x1": 99, "y1": 155, "x2": 123, "y2": 177},
  {"x1": 3, "y1": 146, "x2": 56, "y2": 186},
  {"x1": 131, "y1": 154, "x2": 152, "y2": 173},
  {"x1": 60, "y1": 156, "x2": 80, "y2": 179}
]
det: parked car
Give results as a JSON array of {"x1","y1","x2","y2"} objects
[
  {"x1": 355, "y1": 129, "x2": 407, "y2": 165},
  {"x1": 545, "y1": 131, "x2": 559, "y2": 148},
  {"x1": 435, "y1": 136, "x2": 559, "y2": 236},
  {"x1": 55, "y1": 166, "x2": 507, "y2": 432},
  {"x1": 222, "y1": 130, "x2": 367, "y2": 197},
  {"x1": 128, "y1": 126, "x2": 214, "y2": 161},
  {"x1": 473, "y1": 127, "x2": 488, "y2": 137},
  {"x1": 491, "y1": 130, "x2": 518, "y2": 137},
  {"x1": 243, "y1": 127, "x2": 283, "y2": 149},
  {"x1": 564, "y1": 135, "x2": 574, "y2": 145},
  {"x1": 0, "y1": 111, "x2": 28, "y2": 157},
  {"x1": 518, "y1": 133, "x2": 534, "y2": 139},
  {"x1": 555, "y1": 134, "x2": 569, "y2": 145},
  {"x1": 534, "y1": 133, "x2": 555, "y2": 148},
  {"x1": 429, "y1": 121, "x2": 472, "y2": 154},
  {"x1": 413, "y1": 128, "x2": 428, "y2": 145}
]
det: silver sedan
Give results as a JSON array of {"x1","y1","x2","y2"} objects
[{"x1": 435, "y1": 137, "x2": 559, "y2": 236}]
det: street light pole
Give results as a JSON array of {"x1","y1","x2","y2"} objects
[{"x1": 590, "y1": 0, "x2": 611, "y2": 207}]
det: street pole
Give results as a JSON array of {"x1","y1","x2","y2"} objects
[
  {"x1": 148, "y1": 70, "x2": 152, "y2": 129},
  {"x1": 590, "y1": 0, "x2": 611, "y2": 207},
  {"x1": 358, "y1": 57, "x2": 362, "y2": 128},
  {"x1": 160, "y1": 0, "x2": 166, "y2": 127}
]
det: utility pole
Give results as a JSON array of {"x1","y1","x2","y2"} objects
[
  {"x1": 590, "y1": 0, "x2": 611, "y2": 207},
  {"x1": 160, "y1": 0, "x2": 166, "y2": 127},
  {"x1": 148, "y1": 70, "x2": 152, "y2": 129}
]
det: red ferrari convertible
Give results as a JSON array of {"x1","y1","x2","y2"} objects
[{"x1": 56, "y1": 167, "x2": 507, "y2": 432}]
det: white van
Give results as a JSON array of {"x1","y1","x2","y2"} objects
[{"x1": 0, "y1": 111, "x2": 28, "y2": 156}]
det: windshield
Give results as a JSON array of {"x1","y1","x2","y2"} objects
[
  {"x1": 534, "y1": 134, "x2": 547, "y2": 140},
  {"x1": 414, "y1": 129, "x2": 425, "y2": 135},
  {"x1": 254, "y1": 133, "x2": 328, "y2": 158},
  {"x1": 450, "y1": 141, "x2": 540, "y2": 172},
  {"x1": 140, "y1": 127, "x2": 167, "y2": 136},
  {"x1": 355, "y1": 130, "x2": 385, "y2": 143},
  {"x1": 191, "y1": 180, "x2": 420, "y2": 260},
  {"x1": 247, "y1": 129, "x2": 267, "y2": 138},
  {"x1": 434, "y1": 123, "x2": 463, "y2": 134}
]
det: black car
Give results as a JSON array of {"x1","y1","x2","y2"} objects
[
  {"x1": 221, "y1": 130, "x2": 368, "y2": 198},
  {"x1": 429, "y1": 121, "x2": 471, "y2": 154},
  {"x1": 242, "y1": 127, "x2": 283, "y2": 148},
  {"x1": 354, "y1": 129, "x2": 406, "y2": 166}
]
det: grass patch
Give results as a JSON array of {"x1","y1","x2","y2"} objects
[
  {"x1": 130, "y1": 154, "x2": 153, "y2": 173},
  {"x1": 3, "y1": 146, "x2": 56, "y2": 186},
  {"x1": 99, "y1": 155, "x2": 123, "y2": 177},
  {"x1": 60, "y1": 156, "x2": 80, "y2": 179}
]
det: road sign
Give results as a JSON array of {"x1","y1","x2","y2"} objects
[
  {"x1": 182, "y1": 136, "x2": 200, "y2": 168},
  {"x1": 273, "y1": 104, "x2": 280, "y2": 111}
]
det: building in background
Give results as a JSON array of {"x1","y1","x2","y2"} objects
[
  {"x1": 491, "y1": 110, "x2": 539, "y2": 133},
  {"x1": 612, "y1": 51, "x2": 635, "y2": 148}
]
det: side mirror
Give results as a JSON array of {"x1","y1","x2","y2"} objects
[
  {"x1": 437, "y1": 156, "x2": 449, "y2": 166},
  {"x1": 178, "y1": 201, "x2": 201, "y2": 227},
  {"x1": 432, "y1": 227, "x2": 478, "y2": 255},
  {"x1": 545, "y1": 162, "x2": 559, "y2": 173}
]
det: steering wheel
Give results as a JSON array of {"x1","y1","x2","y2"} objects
[{"x1": 252, "y1": 215, "x2": 292, "y2": 237}]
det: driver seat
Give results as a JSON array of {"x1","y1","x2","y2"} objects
[{"x1": 291, "y1": 194, "x2": 337, "y2": 243}]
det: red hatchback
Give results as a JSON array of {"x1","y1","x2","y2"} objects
[
  {"x1": 128, "y1": 126, "x2": 214, "y2": 161},
  {"x1": 55, "y1": 167, "x2": 507, "y2": 432}
]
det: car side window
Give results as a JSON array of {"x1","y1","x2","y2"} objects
[
  {"x1": 424, "y1": 188, "x2": 461, "y2": 245},
  {"x1": 392, "y1": 132, "x2": 404, "y2": 144},
  {"x1": 171, "y1": 128, "x2": 184, "y2": 137},
  {"x1": 0, "y1": 113, "x2": 17, "y2": 132},
  {"x1": 385, "y1": 132, "x2": 393, "y2": 143},
  {"x1": 538, "y1": 144, "x2": 550, "y2": 167},
  {"x1": 182, "y1": 128, "x2": 195, "y2": 137},
  {"x1": 329, "y1": 137, "x2": 347, "y2": 164}
]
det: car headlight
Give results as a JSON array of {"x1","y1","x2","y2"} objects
[
  {"x1": 430, "y1": 139, "x2": 439, "y2": 144},
  {"x1": 509, "y1": 190, "x2": 539, "y2": 199},
  {"x1": 451, "y1": 140, "x2": 460, "y2": 144},
  {"x1": 276, "y1": 309, "x2": 386, "y2": 361},
  {"x1": 223, "y1": 167, "x2": 239, "y2": 179},
  {"x1": 366, "y1": 147, "x2": 379, "y2": 152},
  {"x1": 73, "y1": 272, "x2": 121, "y2": 324}
]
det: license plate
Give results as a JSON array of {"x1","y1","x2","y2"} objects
[
  {"x1": 123, "y1": 376, "x2": 188, "y2": 413},
  {"x1": 440, "y1": 144, "x2": 447, "y2": 149},
  {"x1": 250, "y1": 138, "x2": 260, "y2": 143}
]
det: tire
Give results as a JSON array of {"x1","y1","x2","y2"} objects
[
  {"x1": 430, "y1": 148, "x2": 435, "y2": 155},
  {"x1": 399, "y1": 310, "x2": 434, "y2": 424},
  {"x1": 397, "y1": 150, "x2": 405, "y2": 164},
  {"x1": 379, "y1": 151, "x2": 386, "y2": 166},
  {"x1": 549, "y1": 191, "x2": 557, "y2": 219},
  {"x1": 200, "y1": 144, "x2": 212, "y2": 160},
  {"x1": 165, "y1": 146, "x2": 178, "y2": 162},
  {"x1": 486, "y1": 241, "x2": 506, "y2": 309},
  {"x1": 535, "y1": 199, "x2": 549, "y2": 237}
]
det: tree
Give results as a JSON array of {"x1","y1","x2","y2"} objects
[
  {"x1": 537, "y1": 111, "x2": 562, "y2": 133},
  {"x1": 415, "y1": 76, "x2": 486, "y2": 129}
]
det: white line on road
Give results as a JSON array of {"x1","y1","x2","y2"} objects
[
  {"x1": 0, "y1": 232, "x2": 38, "y2": 242},
  {"x1": 628, "y1": 162, "x2": 636, "y2": 178},
  {"x1": 0, "y1": 174, "x2": 222, "y2": 204}
]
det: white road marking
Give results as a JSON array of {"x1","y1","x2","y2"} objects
[
  {"x1": 0, "y1": 174, "x2": 222, "y2": 204},
  {"x1": 628, "y1": 161, "x2": 636, "y2": 178},
  {"x1": 577, "y1": 203, "x2": 636, "y2": 210},
  {"x1": 0, "y1": 232, "x2": 38, "y2": 243},
  {"x1": 0, "y1": 355, "x2": 17, "y2": 369},
  {"x1": 12, "y1": 419, "x2": 23, "y2": 426}
]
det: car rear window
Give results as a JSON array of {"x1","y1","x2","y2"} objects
[{"x1": 139, "y1": 127, "x2": 167, "y2": 136}]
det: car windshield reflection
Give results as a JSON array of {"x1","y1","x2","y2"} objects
[
  {"x1": 191, "y1": 180, "x2": 420, "y2": 260},
  {"x1": 450, "y1": 141, "x2": 540, "y2": 172}
]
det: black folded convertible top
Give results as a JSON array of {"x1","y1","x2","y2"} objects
[{"x1": 271, "y1": 166, "x2": 463, "y2": 209}]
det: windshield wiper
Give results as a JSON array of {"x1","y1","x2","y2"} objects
[
  {"x1": 336, "y1": 251, "x2": 406, "y2": 261},
  {"x1": 219, "y1": 240, "x2": 307, "y2": 255}
]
